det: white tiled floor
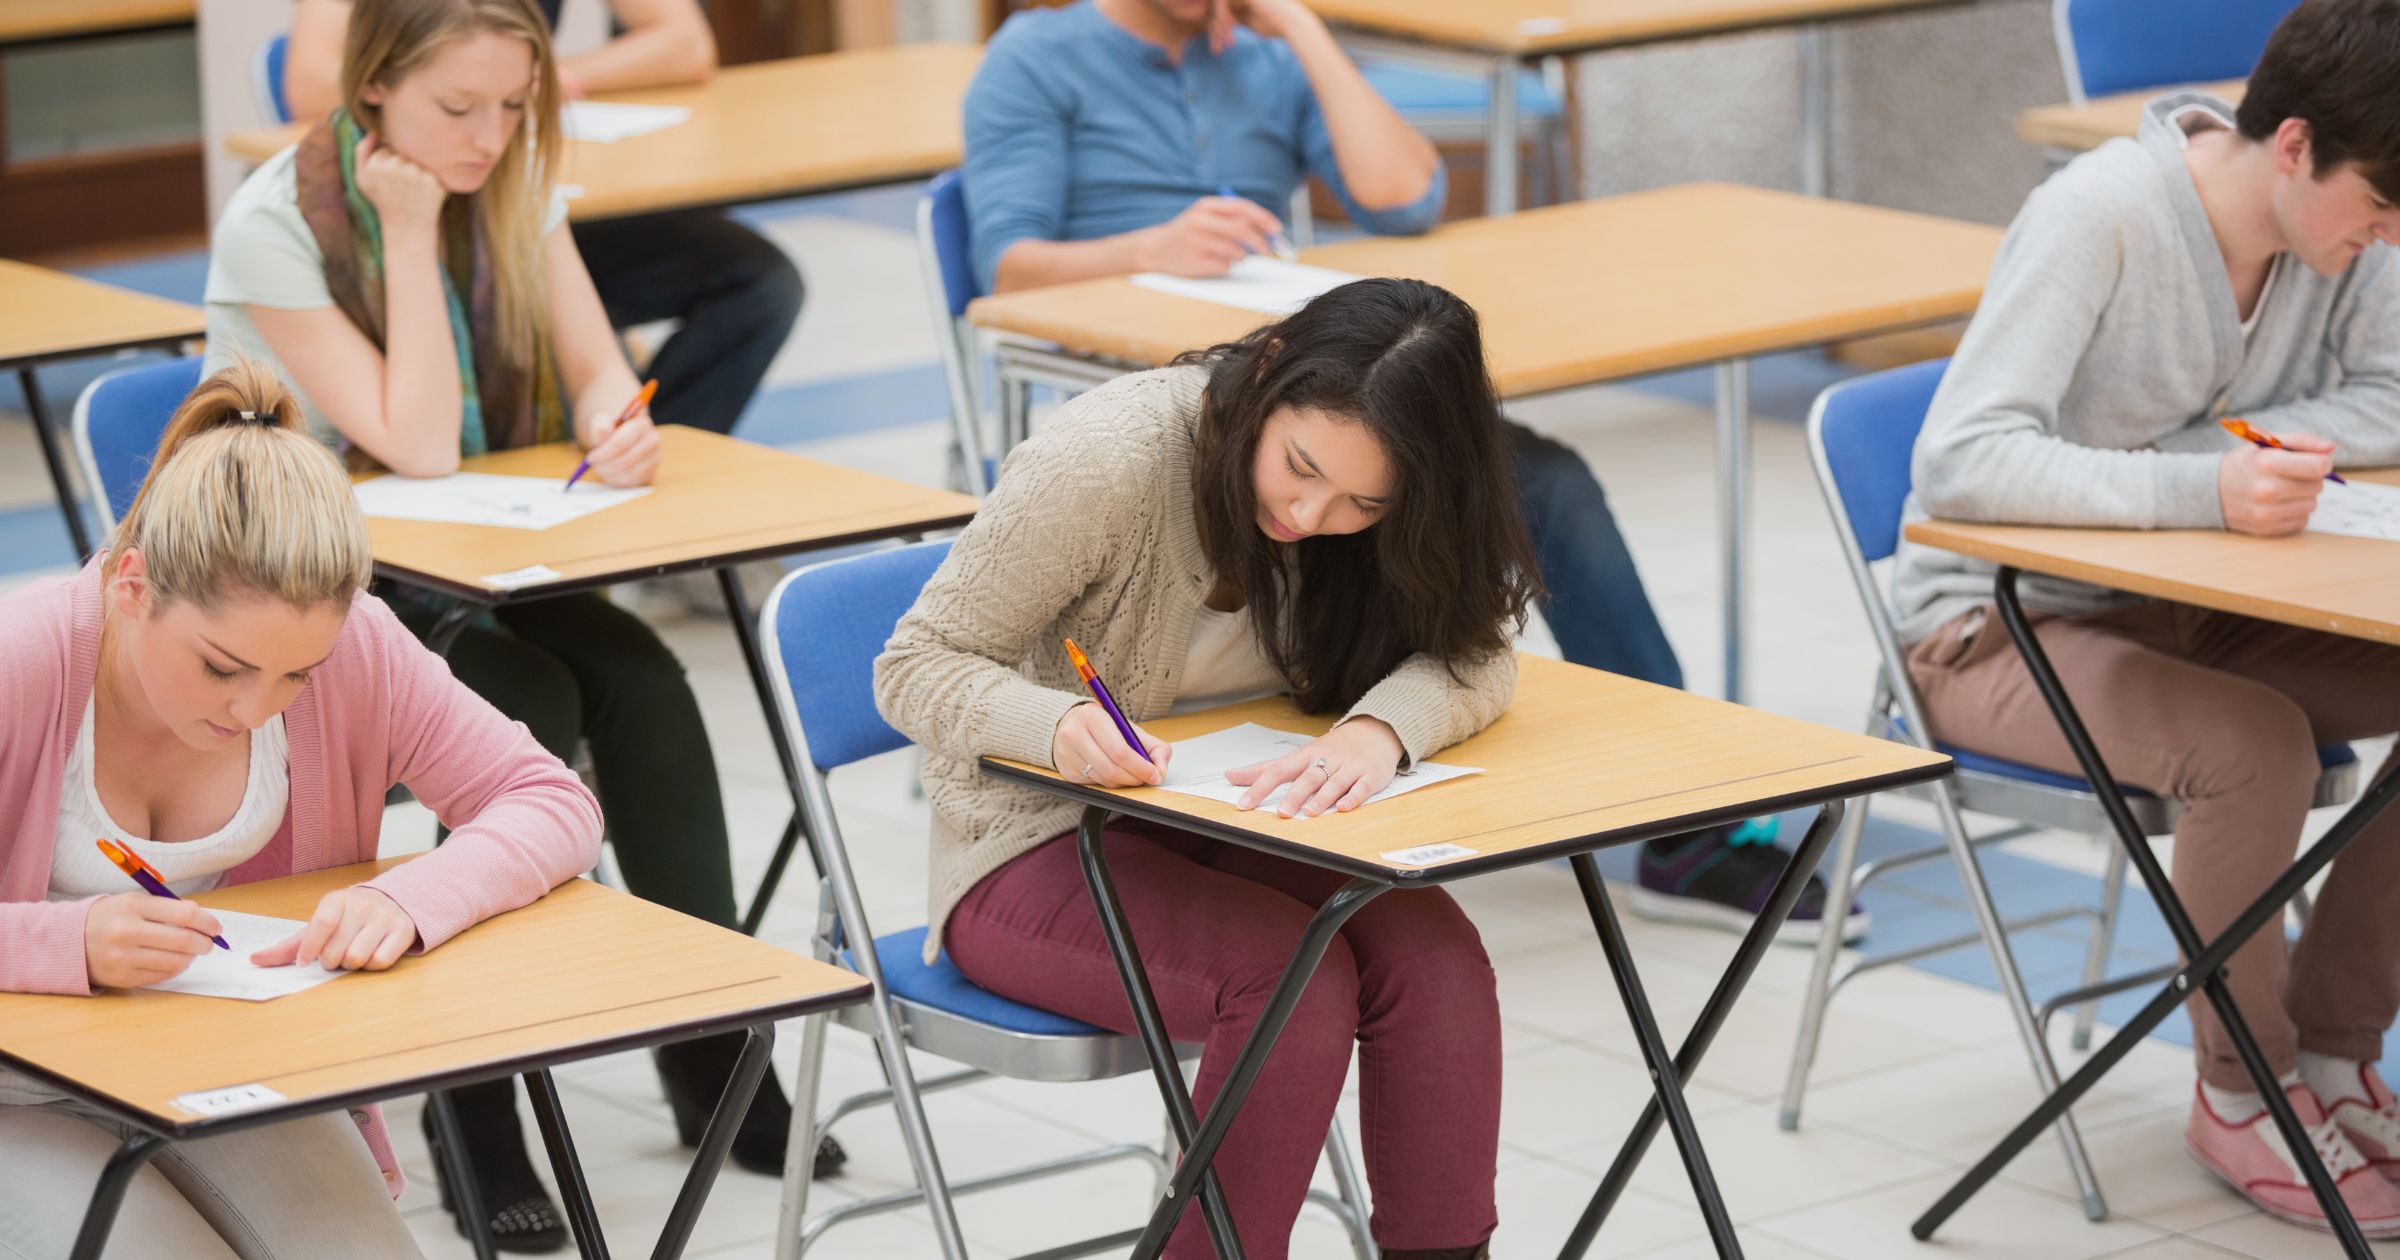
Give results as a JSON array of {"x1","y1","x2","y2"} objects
[{"x1": 0, "y1": 208, "x2": 2346, "y2": 1258}]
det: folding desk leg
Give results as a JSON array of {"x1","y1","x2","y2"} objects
[
  {"x1": 1713, "y1": 359, "x2": 1751, "y2": 705},
  {"x1": 1485, "y1": 55, "x2": 1520, "y2": 217},
  {"x1": 1555, "y1": 803, "x2": 1843, "y2": 1260},
  {"x1": 1577, "y1": 852, "x2": 1744, "y2": 1256},
  {"x1": 68, "y1": 1131, "x2": 166, "y2": 1260},
  {"x1": 718, "y1": 565, "x2": 822, "y2": 935},
  {"x1": 651, "y1": 1025, "x2": 777, "y2": 1260},
  {"x1": 1798, "y1": 26, "x2": 1831, "y2": 198},
  {"x1": 526, "y1": 1068, "x2": 611, "y2": 1260},
  {"x1": 1074, "y1": 807, "x2": 1248, "y2": 1260},
  {"x1": 18, "y1": 366, "x2": 93, "y2": 561},
  {"x1": 428, "y1": 1089, "x2": 502, "y2": 1260},
  {"x1": 1077, "y1": 807, "x2": 1389, "y2": 1260},
  {"x1": 1910, "y1": 567, "x2": 2385, "y2": 1258}
]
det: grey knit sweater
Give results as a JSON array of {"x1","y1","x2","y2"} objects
[
  {"x1": 874, "y1": 365, "x2": 1516, "y2": 961},
  {"x1": 1889, "y1": 92, "x2": 2400, "y2": 643}
]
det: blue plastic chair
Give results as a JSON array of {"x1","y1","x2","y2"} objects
[
  {"x1": 2052, "y1": 0, "x2": 2298, "y2": 103},
  {"x1": 72, "y1": 355, "x2": 204, "y2": 532},
  {"x1": 759, "y1": 542, "x2": 1375, "y2": 1259},
  {"x1": 254, "y1": 31, "x2": 291, "y2": 125},
  {"x1": 915, "y1": 170, "x2": 992, "y2": 495},
  {"x1": 1787, "y1": 358, "x2": 2357, "y2": 1223}
]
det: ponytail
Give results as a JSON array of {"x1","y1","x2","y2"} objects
[{"x1": 107, "y1": 358, "x2": 373, "y2": 611}]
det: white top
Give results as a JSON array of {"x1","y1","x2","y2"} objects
[
  {"x1": 49, "y1": 698, "x2": 291, "y2": 900},
  {"x1": 2241, "y1": 254, "x2": 2284, "y2": 342},
  {"x1": 1169, "y1": 603, "x2": 1284, "y2": 716},
  {"x1": 201, "y1": 145, "x2": 571, "y2": 448},
  {"x1": 1, "y1": 701, "x2": 292, "y2": 1107}
]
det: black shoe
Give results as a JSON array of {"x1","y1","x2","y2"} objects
[
  {"x1": 655, "y1": 1031, "x2": 848, "y2": 1178},
  {"x1": 421, "y1": 1082, "x2": 569, "y2": 1254},
  {"x1": 1629, "y1": 820, "x2": 1868, "y2": 946}
]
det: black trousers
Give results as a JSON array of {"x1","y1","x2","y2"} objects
[{"x1": 573, "y1": 209, "x2": 803, "y2": 434}]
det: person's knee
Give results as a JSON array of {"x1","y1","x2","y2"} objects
[
  {"x1": 2180, "y1": 690, "x2": 2319, "y2": 805},
  {"x1": 1230, "y1": 929, "x2": 1362, "y2": 1050},
  {"x1": 719, "y1": 227, "x2": 803, "y2": 336},
  {"x1": 1355, "y1": 897, "x2": 1497, "y2": 1022}
]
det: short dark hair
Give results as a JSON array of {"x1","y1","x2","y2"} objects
[
  {"x1": 2238, "y1": 0, "x2": 2400, "y2": 201},
  {"x1": 1176, "y1": 278, "x2": 1541, "y2": 715}
]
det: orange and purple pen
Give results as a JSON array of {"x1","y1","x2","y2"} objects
[
  {"x1": 96, "y1": 838, "x2": 229, "y2": 950},
  {"x1": 1064, "y1": 638, "x2": 1154, "y2": 766},
  {"x1": 2222, "y1": 417, "x2": 2347, "y2": 485},
  {"x1": 564, "y1": 378, "x2": 658, "y2": 493}
]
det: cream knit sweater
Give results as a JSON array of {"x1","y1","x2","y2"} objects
[{"x1": 875, "y1": 365, "x2": 1516, "y2": 961}]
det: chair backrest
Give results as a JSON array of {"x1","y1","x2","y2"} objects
[
  {"x1": 254, "y1": 32, "x2": 292, "y2": 125},
  {"x1": 74, "y1": 356, "x2": 205, "y2": 533},
  {"x1": 763, "y1": 539, "x2": 955, "y2": 776},
  {"x1": 1808, "y1": 358, "x2": 1948, "y2": 566},
  {"x1": 917, "y1": 170, "x2": 990, "y2": 494},
  {"x1": 2052, "y1": 0, "x2": 2297, "y2": 103}
]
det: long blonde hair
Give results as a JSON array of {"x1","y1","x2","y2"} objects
[
  {"x1": 107, "y1": 359, "x2": 373, "y2": 611},
  {"x1": 341, "y1": 0, "x2": 562, "y2": 373}
]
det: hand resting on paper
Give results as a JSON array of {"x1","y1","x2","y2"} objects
[
  {"x1": 83, "y1": 892, "x2": 226, "y2": 989},
  {"x1": 2219, "y1": 428, "x2": 2333, "y2": 537},
  {"x1": 1225, "y1": 717, "x2": 1403, "y2": 818},
  {"x1": 250, "y1": 885, "x2": 419, "y2": 973}
]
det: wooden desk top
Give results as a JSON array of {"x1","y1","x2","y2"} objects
[
  {"x1": 1905, "y1": 468, "x2": 2400, "y2": 646},
  {"x1": 225, "y1": 44, "x2": 978, "y2": 221},
  {"x1": 365, "y1": 426, "x2": 978, "y2": 601},
  {"x1": 0, "y1": 861, "x2": 868, "y2": 1136},
  {"x1": 968, "y1": 183, "x2": 2001, "y2": 399},
  {"x1": 0, "y1": 258, "x2": 204, "y2": 371},
  {"x1": 0, "y1": 0, "x2": 192, "y2": 45},
  {"x1": 985, "y1": 654, "x2": 1950, "y2": 883},
  {"x1": 2017, "y1": 80, "x2": 2246, "y2": 152},
  {"x1": 1312, "y1": 0, "x2": 1962, "y2": 56}
]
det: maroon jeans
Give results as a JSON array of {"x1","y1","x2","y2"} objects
[{"x1": 946, "y1": 818, "x2": 1503, "y2": 1258}]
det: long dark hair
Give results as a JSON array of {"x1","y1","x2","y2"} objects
[{"x1": 1180, "y1": 278, "x2": 1541, "y2": 714}]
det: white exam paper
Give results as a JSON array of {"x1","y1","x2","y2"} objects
[
  {"x1": 143, "y1": 910, "x2": 354, "y2": 1002},
  {"x1": 562, "y1": 101, "x2": 691, "y2": 143},
  {"x1": 1129, "y1": 257, "x2": 1361, "y2": 316},
  {"x1": 2308, "y1": 479, "x2": 2400, "y2": 542},
  {"x1": 354, "y1": 472, "x2": 650, "y2": 531},
  {"x1": 1158, "y1": 722, "x2": 1481, "y2": 813}
]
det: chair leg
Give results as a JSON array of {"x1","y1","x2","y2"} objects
[
  {"x1": 1319, "y1": 1121, "x2": 1378, "y2": 1260},
  {"x1": 2072, "y1": 838, "x2": 2131, "y2": 1052},
  {"x1": 777, "y1": 880, "x2": 842, "y2": 1260},
  {"x1": 1779, "y1": 785, "x2": 1874, "y2": 1130},
  {"x1": 1932, "y1": 786, "x2": 2112, "y2": 1220}
]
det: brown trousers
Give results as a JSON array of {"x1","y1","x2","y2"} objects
[{"x1": 1908, "y1": 600, "x2": 2400, "y2": 1090}]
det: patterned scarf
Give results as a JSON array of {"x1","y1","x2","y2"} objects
[{"x1": 293, "y1": 108, "x2": 565, "y2": 459}]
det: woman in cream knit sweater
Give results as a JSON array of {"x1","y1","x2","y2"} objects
[{"x1": 876, "y1": 279, "x2": 1537, "y2": 1260}]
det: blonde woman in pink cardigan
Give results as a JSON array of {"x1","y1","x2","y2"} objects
[{"x1": 0, "y1": 360, "x2": 601, "y2": 1259}]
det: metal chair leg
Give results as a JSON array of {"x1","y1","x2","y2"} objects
[
  {"x1": 1319, "y1": 1121, "x2": 1379, "y2": 1260},
  {"x1": 1779, "y1": 782, "x2": 1873, "y2": 1129},
  {"x1": 776, "y1": 882, "x2": 840, "y2": 1260},
  {"x1": 2071, "y1": 839, "x2": 2130, "y2": 1052}
]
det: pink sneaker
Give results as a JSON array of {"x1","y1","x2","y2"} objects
[
  {"x1": 2186, "y1": 1082, "x2": 2400, "y2": 1236},
  {"x1": 2323, "y1": 1064, "x2": 2400, "y2": 1180}
]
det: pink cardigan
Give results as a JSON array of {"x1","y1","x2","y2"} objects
[{"x1": 0, "y1": 561, "x2": 604, "y2": 1194}]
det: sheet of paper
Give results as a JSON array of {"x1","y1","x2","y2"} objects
[
  {"x1": 143, "y1": 910, "x2": 355, "y2": 1002},
  {"x1": 2308, "y1": 479, "x2": 2400, "y2": 542},
  {"x1": 1129, "y1": 257, "x2": 1361, "y2": 316},
  {"x1": 561, "y1": 101, "x2": 691, "y2": 143},
  {"x1": 1156, "y1": 722, "x2": 1481, "y2": 813},
  {"x1": 354, "y1": 472, "x2": 650, "y2": 531}
]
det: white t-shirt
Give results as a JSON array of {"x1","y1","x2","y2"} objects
[
  {"x1": 1170, "y1": 602, "x2": 1284, "y2": 715},
  {"x1": 202, "y1": 144, "x2": 570, "y2": 449},
  {"x1": 0, "y1": 700, "x2": 290, "y2": 1107}
]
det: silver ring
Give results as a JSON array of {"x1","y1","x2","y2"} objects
[
  {"x1": 1312, "y1": 757, "x2": 1329, "y2": 772},
  {"x1": 1081, "y1": 763, "x2": 1095, "y2": 780}
]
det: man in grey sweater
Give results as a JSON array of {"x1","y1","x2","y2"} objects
[{"x1": 1891, "y1": 0, "x2": 2400, "y2": 1234}]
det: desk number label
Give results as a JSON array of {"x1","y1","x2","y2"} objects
[
  {"x1": 481, "y1": 564, "x2": 563, "y2": 589},
  {"x1": 174, "y1": 1083, "x2": 286, "y2": 1117},
  {"x1": 1382, "y1": 843, "x2": 1476, "y2": 866}
]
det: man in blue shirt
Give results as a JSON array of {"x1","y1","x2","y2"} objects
[{"x1": 965, "y1": 0, "x2": 1861, "y2": 945}]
